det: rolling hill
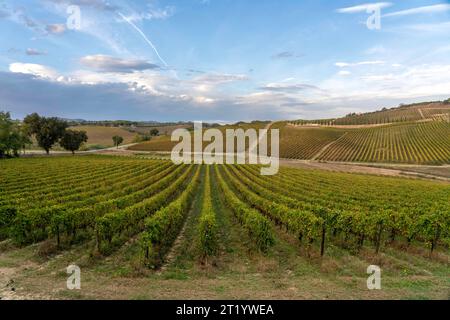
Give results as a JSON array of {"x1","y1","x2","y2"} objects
[
  {"x1": 69, "y1": 125, "x2": 137, "y2": 148},
  {"x1": 127, "y1": 101, "x2": 450, "y2": 165},
  {"x1": 128, "y1": 121, "x2": 270, "y2": 153}
]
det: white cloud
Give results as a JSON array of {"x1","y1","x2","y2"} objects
[
  {"x1": 122, "y1": 6, "x2": 175, "y2": 22},
  {"x1": 26, "y1": 48, "x2": 47, "y2": 56},
  {"x1": 320, "y1": 63, "x2": 450, "y2": 104},
  {"x1": 365, "y1": 45, "x2": 387, "y2": 55},
  {"x1": 335, "y1": 62, "x2": 350, "y2": 68},
  {"x1": 47, "y1": 0, "x2": 118, "y2": 11},
  {"x1": 404, "y1": 21, "x2": 450, "y2": 33},
  {"x1": 9, "y1": 63, "x2": 60, "y2": 80},
  {"x1": 46, "y1": 24, "x2": 66, "y2": 34},
  {"x1": 259, "y1": 82, "x2": 321, "y2": 92},
  {"x1": 337, "y1": 2, "x2": 392, "y2": 13},
  {"x1": 384, "y1": 4, "x2": 450, "y2": 17},
  {"x1": 338, "y1": 70, "x2": 352, "y2": 76},
  {"x1": 335, "y1": 61, "x2": 385, "y2": 68},
  {"x1": 80, "y1": 55, "x2": 160, "y2": 73},
  {"x1": 189, "y1": 73, "x2": 248, "y2": 93}
]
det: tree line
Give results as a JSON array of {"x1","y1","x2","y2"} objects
[{"x1": 0, "y1": 112, "x2": 88, "y2": 158}]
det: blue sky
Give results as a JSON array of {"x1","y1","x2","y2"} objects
[{"x1": 0, "y1": 0, "x2": 449, "y2": 122}]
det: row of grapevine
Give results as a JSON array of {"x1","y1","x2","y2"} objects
[
  {"x1": 95, "y1": 165, "x2": 194, "y2": 251},
  {"x1": 214, "y1": 165, "x2": 275, "y2": 252},
  {"x1": 233, "y1": 164, "x2": 450, "y2": 255},
  {"x1": 197, "y1": 166, "x2": 219, "y2": 258},
  {"x1": 2, "y1": 162, "x2": 162, "y2": 209},
  {"x1": 9, "y1": 162, "x2": 182, "y2": 244},
  {"x1": 219, "y1": 165, "x2": 323, "y2": 249},
  {"x1": 141, "y1": 166, "x2": 201, "y2": 266}
]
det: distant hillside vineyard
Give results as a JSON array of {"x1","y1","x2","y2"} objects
[
  {"x1": 282, "y1": 101, "x2": 450, "y2": 164},
  {"x1": 127, "y1": 101, "x2": 450, "y2": 165}
]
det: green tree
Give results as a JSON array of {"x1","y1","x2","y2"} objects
[
  {"x1": 133, "y1": 134, "x2": 151, "y2": 143},
  {"x1": 0, "y1": 112, "x2": 30, "y2": 158},
  {"x1": 112, "y1": 135, "x2": 124, "y2": 149},
  {"x1": 60, "y1": 130, "x2": 88, "y2": 155},
  {"x1": 23, "y1": 113, "x2": 68, "y2": 154},
  {"x1": 0, "y1": 111, "x2": 14, "y2": 158},
  {"x1": 150, "y1": 129, "x2": 159, "y2": 136}
]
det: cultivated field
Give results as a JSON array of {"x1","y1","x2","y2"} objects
[
  {"x1": 129, "y1": 122, "x2": 271, "y2": 153},
  {"x1": 0, "y1": 156, "x2": 449, "y2": 299},
  {"x1": 70, "y1": 126, "x2": 136, "y2": 148},
  {"x1": 127, "y1": 124, "x2": 192, "y2": 136},
  {"x1": 273, "y1": 123, "x2": 346, "y2": 160},
  {"x1": 276, "y1": 103, "x2": 450, "y2": 164}
]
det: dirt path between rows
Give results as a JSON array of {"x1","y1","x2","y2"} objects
[
  {"x1": 311, "y1": 132, "x2": 348, "y2": 161},
  {"x1": 418, "y1": 108, "x2": 426, "y2": 120}
]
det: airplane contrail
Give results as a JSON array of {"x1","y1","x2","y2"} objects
[{"x1": 117, "y1": 12, "x2": 169, "y2": 68}]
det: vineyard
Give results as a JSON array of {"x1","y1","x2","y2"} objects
[
  {"x1": 273, "y1": 123, "x2": 346, "y2": 160},
  {"x1": 1, "y1": 157, "x2": 449, "y2": 279},
  {"x1": 316, "y1": 121, "x2": 450, "y2": 164},
  {"x1": 128, "y1": 108, "x2": 450, "y2": 165},
  {"x1": 1, "y1": 156, "x2": 448, "y2": 251}
]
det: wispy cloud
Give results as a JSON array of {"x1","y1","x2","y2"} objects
[
  {"x1": 44, "y1": 0, "x2": 119, "y2": 12},
  {"x1": 117, "y1": 12, "x2": 169, "y2": 67},
  {"x1": 259, "y1": 82, "x2": 321, "y2": 93},
  {"x1": 402, "y1": 21, "x2": 450, "y2": 33},
  {"x1": 271, "y1": 51, "x2": 303, "y2": 59},
  {"x1": 335, "y1": 61, "x2": 385, "y2": 68},
  {"x1": 338, "y1": 70, "x2": 352, "y2": 76},
  {"x1": 365, "y1": 45, "x2": 387, "y2": 55},
  {"x1": 80, "y1": 55, "x2": 160, "y2": 73},
  {"x1": 121, "y1": 6, "x2": 175, "y2": 22},
  {"x1": 384, "y1": 4, "x2": 450, "y2": 17},
  {"x1": 26, "y1": 48, "x2": 47, "y2": 56},
  {"x1": 46, "y1": 23, "x2": 66, "y2": 34},
  {"x1": 337, "y1": 2, "x2": 392, "y2": 13}
]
